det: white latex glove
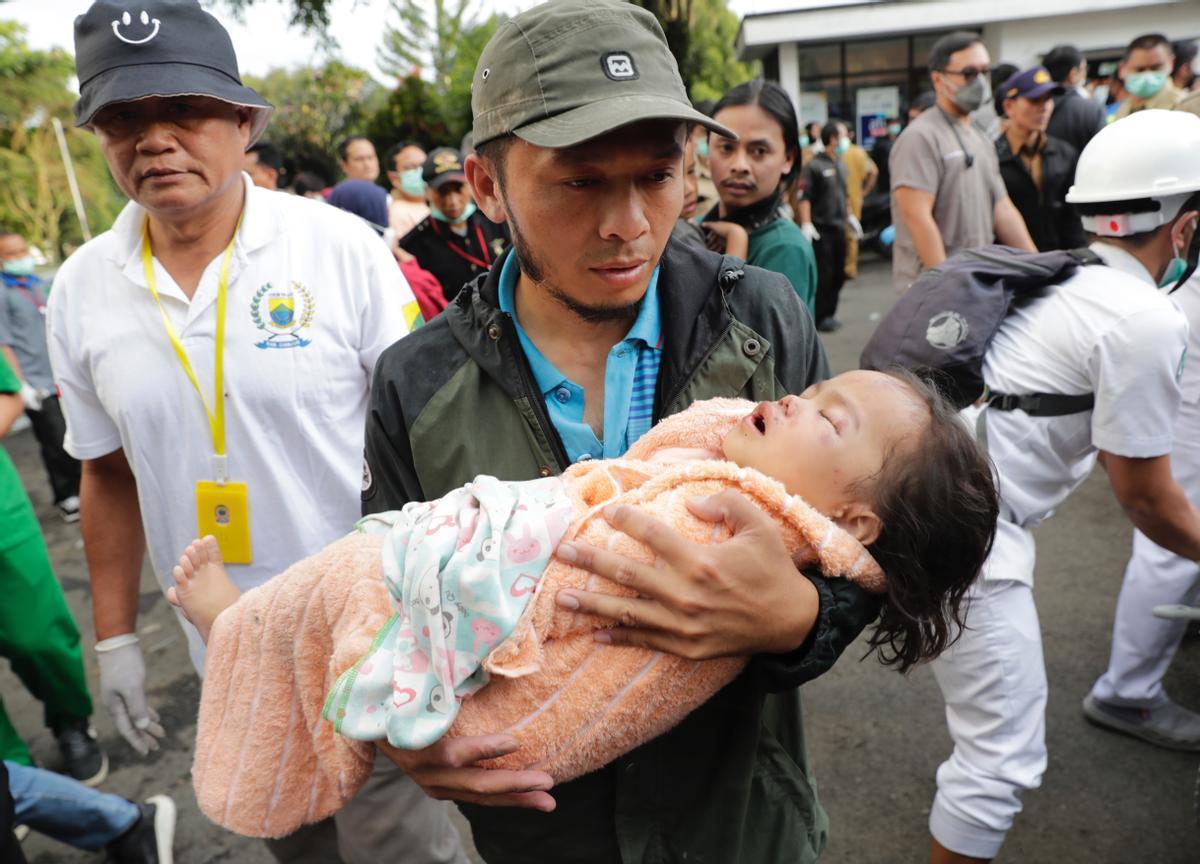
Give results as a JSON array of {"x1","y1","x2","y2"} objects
[
  {"x1": 848, "y1": 214, "x2": 864, "y2": 240},
  {"x1": 799, "y1": 222, "x2": 821, "y2": 242},
  {"x1": 18, "y1": 382, "x2": 42, "y2": 412},
  {"x1": 95, "y1": 634, "x2": 165, "y2": 754}
]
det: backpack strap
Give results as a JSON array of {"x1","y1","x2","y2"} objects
[{"x1": 983, "y1": 389, "x2": 1095, "y2": 416}]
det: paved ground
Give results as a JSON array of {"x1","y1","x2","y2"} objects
[{"x1": 6, "y1": 255, "x2": 1198, "y2": 862}]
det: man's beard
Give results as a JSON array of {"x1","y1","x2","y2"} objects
[{"x1": 507, "y1": 209, "x2": 642, "y2": 325}]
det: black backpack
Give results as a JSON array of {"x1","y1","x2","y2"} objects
[{"x1": 861, "y1": 244, "x2": 1102, "y2": 414}]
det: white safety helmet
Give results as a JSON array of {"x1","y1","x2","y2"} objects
[{"x1": 1067, "y1": 110, "x2": 1200, "y2": 237}]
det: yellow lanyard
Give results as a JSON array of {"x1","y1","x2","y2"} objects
[{"x1": 141, "y1": 214, "x2": 242, "y2": 481}]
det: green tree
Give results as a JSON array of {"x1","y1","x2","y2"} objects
[
  {"x1": 377, "y1": 0, "x2": 476, "y2": 91},
  {"x1": 0, "y1": 22, "x2": 122, "y2": 261},
  {"x1": 629, "y1": 0, "x2": 758, "y2": 102},
  {"x1": 439, "y1": 14, "x2": 503, "y2": 143},
  {"x1": 245, "y1": 60, "x2": 381, "y2": 181},
  {"x1": 685, "y1": 0, "x2": 759, "y2": 103},
  {"x1": 364, "y1": 74, "x2": 450, "y2": 155}
]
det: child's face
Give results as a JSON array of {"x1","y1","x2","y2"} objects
[{"x1": 721, "y1": 371, "x2": 927, "y2": 518}]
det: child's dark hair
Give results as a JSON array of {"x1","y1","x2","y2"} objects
[{"x1": 857, "y1": 369, "x2": 999, "y2": 672}]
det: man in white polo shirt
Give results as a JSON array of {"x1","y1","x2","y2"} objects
[{"x1": 45, "y1": 2, "x2": 464, "y2": 863}]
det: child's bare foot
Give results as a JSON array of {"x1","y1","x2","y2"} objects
[{"x1": 166, "y1": 536, "x2": 241, "y2": 643}]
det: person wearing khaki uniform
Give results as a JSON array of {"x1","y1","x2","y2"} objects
[
  {"x1": 1115, "y1": 33, "x2": 1185, "y2": 119},
  {"x1": 841, "y1": 140, "x2": 877, "y2": 279}
]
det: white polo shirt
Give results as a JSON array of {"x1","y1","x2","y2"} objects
[
  {"x1": 47, "y1": 174, "x2": 418, "y2": 667},
  {"x1": 982, "y1": 242, "x2": 1189, "y2": 553}
]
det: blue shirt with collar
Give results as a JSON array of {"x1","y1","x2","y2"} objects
[{"x1": 497, "y1": 251, "x2": 662, "y2": 462}]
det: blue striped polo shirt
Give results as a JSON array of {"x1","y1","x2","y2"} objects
[{"x1": 497, "y1": 252, "x2": 662, "y2": 462}]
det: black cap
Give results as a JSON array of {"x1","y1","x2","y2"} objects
[
  {"x1": 422, "y1": 148, "x2": 466, "y2": 189},
  {"x1": 73, "y1": 0, "x2": 272, "y2": 144}
]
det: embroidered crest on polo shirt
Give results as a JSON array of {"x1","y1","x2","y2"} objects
[
  {"x1": 111, "y1": 9, "x2": 161, "y2": 45},
  {"x1": 602, "y1": 52, "x2": 638, "y2": 81},
  {"x1": 250, "y1": 281, "x2": 315, "y2": 349}
]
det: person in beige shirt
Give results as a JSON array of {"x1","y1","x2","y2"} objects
[
  {"x1": 841, "y1": 137, "x2": 877, "y2": 279},
  {"x1": 1115, "y1": 33, "x2": 1185, "y2": 119},
  {"x1": 384, "y1": 140, "x2": 431, "y2": 239}
]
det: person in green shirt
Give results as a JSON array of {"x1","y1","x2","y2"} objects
[
  {"x1": 0, "y1": 352, "x2": 105, "y2": 786},
  {"x1": 702, "y1": 79, "x2": 819, "y2": 312}
]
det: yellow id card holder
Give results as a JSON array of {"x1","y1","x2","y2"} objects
[{"x1": 196, "y1": 481, "x2": 253, "y2": 564}]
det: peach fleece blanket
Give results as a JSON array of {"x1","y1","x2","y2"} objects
[{"x1": 192, "y1": 398, "x2": 884, "y2": 838}]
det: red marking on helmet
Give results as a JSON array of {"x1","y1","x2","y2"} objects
[{"x1": 1110, "y1": 220, "x2": 1120, "y2": 232}]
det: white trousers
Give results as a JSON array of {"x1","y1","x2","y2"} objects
[
  {"x1": 929, "y1": 522, "x2": 1047, "y2": 859},
  {"x1": 1091, "y1": 396, "x2": 1200, "y2": 708}
]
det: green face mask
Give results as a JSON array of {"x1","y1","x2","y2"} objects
[
  {"x1": 1159, "y1": 256, "x2": 1188, "y2": 288},
  {"x1": 431, "y1": 200, "x2": 477, "y2": 224},
  {"x1": 399, "y1": 168, "x2": 426, "y2": 198},
  {"x1": 887, "y1": 123, "x2": 902, "y2": 136},
  {"x1": 835, "y1": 137, "x2": 850, "y2": 156},
  {"x1": 1, "y1": 256, "x2": 35, "y2": 277},
  {"x1": 1125, "y1": 70, "x2": 1168, "y2": 100},
  {"x1": 695, "y1": 137, "x2": 709, "y2": 159},
  {"x1": 799, "y1": 134, "x2": 811, "y2": 148}
]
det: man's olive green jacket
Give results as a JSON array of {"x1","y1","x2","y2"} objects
[{"x1": 363, "y1": 239, "x2": 881, "y2": 864}]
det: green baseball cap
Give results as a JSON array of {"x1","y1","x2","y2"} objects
[{"x1": 471, "y1": 0, "x2": 735, "y2": 148}]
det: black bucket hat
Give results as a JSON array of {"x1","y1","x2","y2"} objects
[{"x1": 73, "y1": 0, "x2": 272, "y2": 145}]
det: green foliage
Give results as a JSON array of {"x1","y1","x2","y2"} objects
[
  {"x1": 627, "y1": 0, "x2": 759, "y2": 103},
  {"x1": 378, "y1": 0, "x2": 474, "y2": 87},
  {"x1": 439, "y1": 15, "x2": 502, "y2": 144},
  {"x1": 245, "y1": 61, "x2": 381, "y2": 182},
  {"x1": 364, "y1": 74, "x2": 450, "y2": 156},
  {"x1": 221, "y1": 0, "x2": 335, "y2": 37},
  {"x1": 0, "y1": 22, "x2": 122, "y2": 261},
  {"x1": 375, "y1": 3, "x2": 502, "y2": 146},
  {"x1": 685, "y1": 0, "x2": 759, "y2": 103}
]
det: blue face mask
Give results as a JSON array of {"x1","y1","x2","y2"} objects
[
  {"x1": 887, "y1": 123, "x2": 902, "y2": 136},
  {"x1": 835, "y1": 137, "x2": 850, "y2": 156},
  {"x1": 399, "y1": 168, "x2": 426, "y2": 198},
  {"x1": 431, "y1": 200, "x2": 476, "y2": 224},
  {"x1": 695, "y1": 137, "x2": 710, "y2": 159},
  {"x1": 2, "y1": 256, "x2": 35, "y2": 277}
]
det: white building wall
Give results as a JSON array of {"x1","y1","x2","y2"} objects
[{"x1": 984, "y1": 3, "x2": 1200, "y2": 67}]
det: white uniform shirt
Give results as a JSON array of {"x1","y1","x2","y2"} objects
[
  {"x1": 47, "y1": 175, "x2": 418, "y2": 667},
  {"x1": 982, "y1": 242, "x2": 1188, "y2": 540}
]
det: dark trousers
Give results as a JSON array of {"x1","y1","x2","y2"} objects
[
  {"x1": 813, "y1": 224, "x2": 847, "y2": 325},
  {"x1": 26, "y1": 396, "x2": 80, "y2": 503}
]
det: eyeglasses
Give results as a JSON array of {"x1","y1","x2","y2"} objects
[{"x1": 938, "y1": 66, "x2": 992, "y2": 82}]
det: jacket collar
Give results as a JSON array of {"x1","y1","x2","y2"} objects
[{"x1": 447, "y1": 237, "x2": 733, "y2": 419}]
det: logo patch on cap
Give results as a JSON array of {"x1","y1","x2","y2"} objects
[{"x1": 602, "y1": 52, "x2": 639, "y2": 81}]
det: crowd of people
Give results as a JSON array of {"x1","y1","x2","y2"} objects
[{"x1": 2, "y1": 1, "x2": 1200, "y2": 863}]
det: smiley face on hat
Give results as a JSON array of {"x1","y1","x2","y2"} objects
[
  {"x1": 73, "y1": 0, "x2": 273, "y2": 145},
  {"x1": 111, "y1": 9, "x2": 161, "y2": 45}
]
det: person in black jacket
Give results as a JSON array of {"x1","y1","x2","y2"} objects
[
  {"x1": 995, "y1": 67, "x2": 1087, "y2": 252},
  {"x1": 1043, "y1": 44, "x2": 1107, "y2": 155}
]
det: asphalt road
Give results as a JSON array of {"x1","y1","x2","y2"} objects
[{"x1": 6, "y1": 255, "x2": 1197, "y2": 863}]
